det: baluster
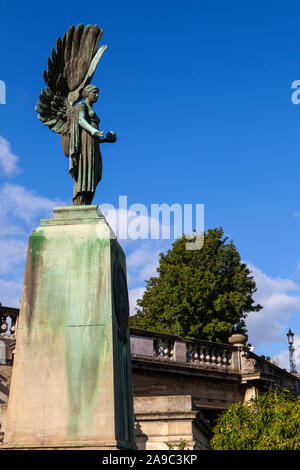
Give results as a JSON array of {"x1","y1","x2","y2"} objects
[
  {"x1": 189, "y1": 345, "x2": 195, "y2": 363},
  {"x1": 10, "y1": 316, "x2": 17, "y2": 339},
  {"x1": 221, "y1": 350, "x2": 227, "y2": 369},
  {"x1": 0, "y1": 316, "x2": 8, "y2": 336},
  {"x1": 216, "y1": 349, "x2": 223, "y2": 369},
  {"x1": 163, "y1": 340, "x2": 169, "y2": 358},
  {"x1": 153, "y1": 338, "x2": 159, "y2": 357},
  {"x1": 154, "y1": 338, "x2": 173, "y2": 359},
  {"x1": 199, "y1": 345, "x2": 205, "y2": 365},
  {"x1": 226, "y1": 350, "x2": 232, "y2": 368},
  {"x1": 205, "y1": 348, "x2": 211, "y2": 366},
  {"x1": 186, "y1": 343, "x2": 193, "y2": 363},
  {"x1": 169, "y1": 342, "x2": 175, "y2": 360},
  {"x1": 211, "y1": 348, "x2": 216, "y2": 368},
  {"x1": 159, "y1": 339, "x2": 164, "y2": 357},
  {"x1": 160, "y1": 340, "x2": 165, "y2": 357},
  {"x1": 193, "y1": 345, "x2": 200, "y2": 364}
]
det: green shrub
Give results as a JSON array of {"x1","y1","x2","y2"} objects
[{"x1": 211, "y1": 387, "x2": 300, "y2": 450}]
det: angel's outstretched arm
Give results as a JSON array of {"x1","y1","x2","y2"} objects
[{"x1": 78, "y1": 109, "x2": 102, "y2": 137}]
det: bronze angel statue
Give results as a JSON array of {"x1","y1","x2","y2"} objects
[{"x1": 35, "y1": 24, "x2": 116, "y2": 206}]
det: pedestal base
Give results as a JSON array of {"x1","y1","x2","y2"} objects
[{"x1": 3, "y1": 206, "x2": 135, "y2": 450}]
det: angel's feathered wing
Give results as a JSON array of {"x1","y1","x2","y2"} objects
[{"x1": 35, "y1": 24, "x2": 106, "y2": 135}]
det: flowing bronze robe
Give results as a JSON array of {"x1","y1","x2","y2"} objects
[{"x1": 68, "y1": 101, "x2": 102, "y2": 205}]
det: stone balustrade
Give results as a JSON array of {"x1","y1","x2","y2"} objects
[
  {"x1": 186, "y1": 341, "x2": 233, "y2": 371},
  {"x1": 0, "y1": 305, "x2": 19, "y2": 365},
  {"x1": 130, "y1": 328, "x2": 300, "y2": 395},
  {"x1": 153, "y1": 336, "x2": 175, "y2": 359},
  {"x1": 130, "y1": 328, "x2": 238, "y2": 372},
  {"x1": 0, "y1": 306, "x2": 19, "y2": 340}
]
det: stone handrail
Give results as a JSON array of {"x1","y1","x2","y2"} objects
[{"x1": 130, "y1": 328, "x2": 238, "y2": 372}]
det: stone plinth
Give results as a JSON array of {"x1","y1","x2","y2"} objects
[
  {"x1": 3, "y1": 206, "x2": 135, "y2": 450},
  {"x1": 134, "y1": 395, "x2": 211, "y2": 450}
]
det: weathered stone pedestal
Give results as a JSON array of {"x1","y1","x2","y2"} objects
[{"x1": 3, "y1": 206, "x2": 135, "y2": 450}]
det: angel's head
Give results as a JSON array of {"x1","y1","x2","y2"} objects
[{"x1": 82, "y1": 84, "x2": 99, "y2": 105}]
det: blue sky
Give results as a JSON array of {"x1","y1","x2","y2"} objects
[{"x1": 1, "y1": 0, "x2": 300, "y2": 369}]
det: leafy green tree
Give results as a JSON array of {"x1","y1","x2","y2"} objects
[
  {"x1": 130, "y1": 227, "x2": 262, "y2": 342},
  {"x1": 211, "y1": 387, "x2": 300, "y2": 450}
]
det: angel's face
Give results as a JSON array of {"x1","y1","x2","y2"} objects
[{"x1": 88, "y1": 88, "x2": 99, "y2": 103}]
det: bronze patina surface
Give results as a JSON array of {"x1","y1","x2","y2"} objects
[{"x1": 36, "y1": 24, "x2": 116, "y2": 206}]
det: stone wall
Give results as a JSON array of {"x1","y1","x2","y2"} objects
[
  {"x1": 134, "y1": 395, "x2": 211, "y2": 450},
  {"x1": 0, "y1": 363, "x2": 12, "y2": 441}
]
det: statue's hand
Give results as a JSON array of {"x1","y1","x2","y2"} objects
[
  {"x1": 94, "y1": 130, "x2": 117, "y2": 143},
  {"x1": 93, "y1": 130, "x2": 104, "y2": 139}
]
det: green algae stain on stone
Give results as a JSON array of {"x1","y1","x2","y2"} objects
[
  {"x1": 26, "y1": 228, "x2": 68, "y2": 349},
  {"x1": 23, "y1": 216, "x2": 114, "y2": 437},
  {"x1": 30, "y1": 229, "x2": 46, "y2": 262},
  {"x1": 24, "y1": 229, "x2": 46, "y2": 333},
  {"x1": 63, "y1": 235, "x2": 112, "y2": 436}
]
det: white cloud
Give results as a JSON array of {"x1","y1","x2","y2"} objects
[
  {"x1": 0, "y1": 278, "x2": 23, "y2": 308},
  {"x1": 129, "y1": 287, "x2": 146, "y2": 316},
  {"x1": 249, "y1": 264, "x2": 300, "y2": 298},
  {"x1": 99, "y1": 205, "x2": 170, "y2": 246},
  {"x1": 246, "y1": 263, "x2": 300, "y2": 346},
  {"x1": 125, "y1": 240, "x2": 170, "y2": 315},
  {"x1": 0, "y1": 223, "x2": 27, "y2": 238},
  {"x1": 0, "y1": 136, "x2": 21, "y2": 176},
  {"x1": 127, "y1": 244, "x2": 161, "y2": 281},
  {"x1": 0, "y1": 157, "x2": 66, "y2": 305},
  {"x1": 0, "y1": 183, "x2": 66, "y2": 278},
  {"x1": 0, "y1": 239, "x2": 27, "y2": 274},
  {"x1": 0, "y1": 183, "x2": 63, "y2": 225}
]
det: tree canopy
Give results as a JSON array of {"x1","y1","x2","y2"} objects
[
  {"x1": 130, "y1": 227, "x2": 262, "y2": 343},
  {"x1": 211, "y1": 387, "x2": 300, "y2": 450}
]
